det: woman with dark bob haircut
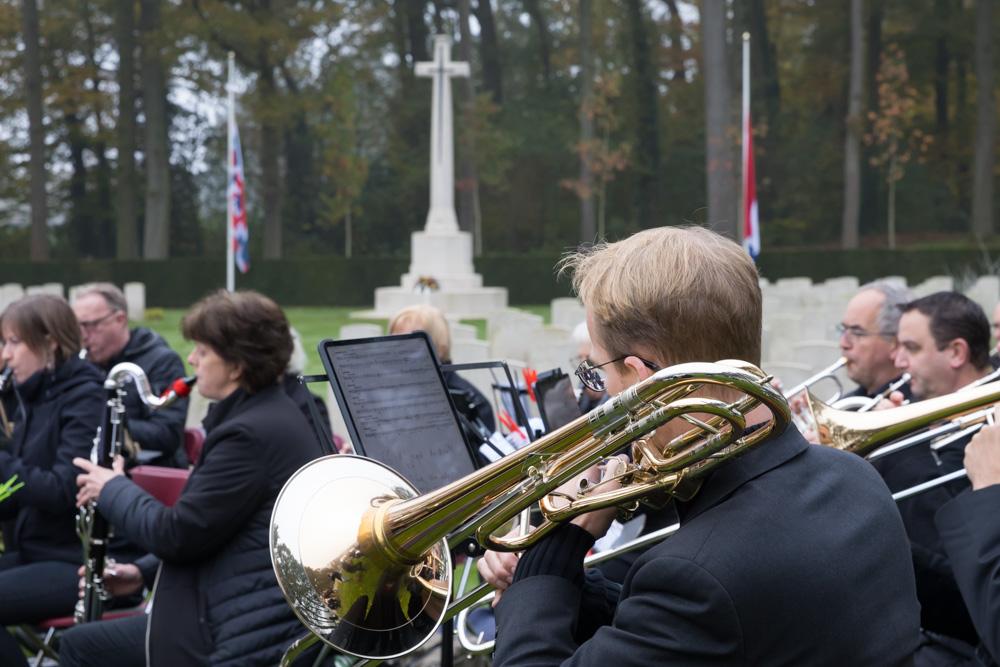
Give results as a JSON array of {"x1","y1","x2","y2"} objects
[
  {"x1": 64, "y1": 290, "x2": 321, "y2": 667},
  {"x1": 0, "y1": 295, "x2": 105, "y2": 667}
]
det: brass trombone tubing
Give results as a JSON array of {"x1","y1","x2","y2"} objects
[
  {"x1": 454, "y1": 522, "x2": 681, "y2": 656},
  {"x1": 783, "y1": 357, "x2": 847, "y2": 403},
  {"x1": 892, "y1": 469, "x2": 968, "y2": 502}
]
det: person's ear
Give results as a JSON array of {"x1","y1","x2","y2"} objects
[
  {"x1": 947, "y1": 338, "x2": 970, "y2": 369},
  {"x1": 623, "y1": 356, "x2": 655, "y2": 381}
]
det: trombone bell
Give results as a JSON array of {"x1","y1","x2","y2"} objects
[{"x1": 269, "y1": 455, "x2": 451, "y2": 660}]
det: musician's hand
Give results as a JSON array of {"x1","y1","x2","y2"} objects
[
  {"x1": 73, "y1": 455, "x2": 125, "y2": 507},
  {"x1": 965, "y1": 413, "x2": 1000, "y2": 491},
  {"x1": 566, "y1": 455, "x2": 628, "y2": 540},
  {"x1": 872, "y1": 391, "x2": 906, "y2": 411},
  {"x1": 78, "y1": 559, "x2": 143, "y2": 598},
  {"x1": 477, "y1": 547, "x2": 520, "y2": 607}
]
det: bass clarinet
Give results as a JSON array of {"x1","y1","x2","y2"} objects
[{"x1": 74, "y1": 363, "x2": 195, "y2": 624}]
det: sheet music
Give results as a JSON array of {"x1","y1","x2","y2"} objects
[{"x1": 326, "y1": 336, "x2": 476, "y2": 492}]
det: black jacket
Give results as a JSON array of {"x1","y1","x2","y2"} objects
[
  {"x1": 0, "y1": 357, "x2": 104, "y2": 563},
  {"x1": 937, "y1": 484, "x2": 1000, "y2": 666},
  {"x1": 98, "y1": 327, "x2": 187, "y2": 466},
  {"x1": 493, "y1": 426, "x2": 921, "y2": 666},
  {"x1": 848, "y1": 376, "x2": 976, "y2": 642},
  {"x1": 97, "y1": 384, "x2": 320, "y2": 667}
]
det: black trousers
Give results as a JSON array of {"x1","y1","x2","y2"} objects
[
  {"x1": 0, "y1": 551, "x2": 80, "y2": 667},
  {"x1": 59, "y1": 613, "x2": 146, "y2": 667}
]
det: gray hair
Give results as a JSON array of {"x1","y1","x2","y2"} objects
[
  {"x1": 72, "y1": 282, "x2": 127, "y2": 314},
  {"x1": 859, "y1": 280, "x2": 914, "y2": 336}
]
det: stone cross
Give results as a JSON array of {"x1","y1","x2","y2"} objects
[{"x1": 415, "y1": 35, "x2": 470, "y2": 234}]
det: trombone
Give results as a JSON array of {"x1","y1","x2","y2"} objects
[
  {"x1": 270, "y1": 360, "x2": 790, "y2": 663},
  {"x1": 454, "y1": 521, "x2": 680, "y2": 655},
  {"x1": 783, "y1": 357, "x2": 847, "y2": 403}
]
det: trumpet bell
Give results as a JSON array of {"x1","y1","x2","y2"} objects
[{"x1": 270, "y1": 455, "x2": 452, "y2": 660}]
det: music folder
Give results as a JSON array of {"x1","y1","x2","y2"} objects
[{"x1": 318, "y1": 332, "x2": 479, "y2": 493}]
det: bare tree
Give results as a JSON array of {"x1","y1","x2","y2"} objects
[
  {"x1": 22, "y1": 0, "x2": 49, "y2": 260},
  {"x1": 842, "y1": 0, "x2": 865, "y2": 249},
  {"x1": 972, "y1": 0, "x2": 995, "y2": 238},
  {"x1": 140, "y1": 0, "x2": 171, "y2": 259},
  {"x1": 578, "y1": 0, "x2": 596, "y2": 242},
  {"x1": 702, "y1": 0, "x2": 735, "y2": 236},
  {"x1": 115, "y1": 0, "x2": 138, "y2": 258},
  {"x1": 456, "y1": 0, "x2": 483, "y2": 254}
]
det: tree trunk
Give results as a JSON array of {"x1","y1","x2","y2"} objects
[
  {"x1": 702, "y1": 0, "x2": 736, "y2": 237},
  {"x1": 933, "y1": 0, "x2": 950, "y2": 135},
  {"x1": 456, "y1": 0, "x2": 483, "y2": 252},
  {"x1": 888, "y1": 170, "x2": 896, "y2": 250},
  {"x1": 842, "y1": 0, "x2": 865, "y2": 249},
  {"x1": 81, "y1": 0, "x2": 115, "y2": 254},
  {"x1": 971, "y1": 0, "x2": 995, "y2": 238},
  {"x1": 65, "y1": 112, "x2": 90, "y2": 255},
  {"x1": 259, "y1": 69, "x2": 283, "y2": 259},
  {"x1": 522, "y1": 0, "x2": 551, "y2": 86},
  {"x1": 578, "y1": 0, "x2": 596, "y2": 242},
  {"x1": 22, "y1": 0, "x2": 49, "y2": 260},
  {"x1": 748, "y1": 0, "x2": 780, "y2": 125},
  {"x1": 663, "y1": 0, "x2": 686, "y2": 82},
  {"x1": 115, "y1": 0, "x2": 138, "y2": 259},
  {"x1": 625, "y1": 0, "x2": 660, "y2": 228},
  {"x1": 140, "y1": 0, "x2": 170, "y2": 259},
  {"x1": 475, "y1": 0, "x2": 503, "y2": 104},
  {"x1": 405, "y1": 0, "x2": 429, "y2": 63}
]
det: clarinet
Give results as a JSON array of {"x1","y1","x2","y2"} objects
[{"x1": 74, "y1": 363, "x2": 195, "y2": 624}]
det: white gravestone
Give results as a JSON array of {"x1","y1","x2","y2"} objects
[
  {"x1": 369, "y1": 35, "x2": 507, "y2": 318},
  {"x1": 124, "y1": 282, "x2": 146, "y2": 321},
  {"x1": 26, "y1": 283, "x2": 63, "y2": 298}
]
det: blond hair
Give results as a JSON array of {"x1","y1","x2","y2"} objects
[
  {"x1": 560, "y1": 226, "x2": 761, "y2": 366},
  {"x1": 388, "y1": 304, "x2": 452, "y2": 362}
]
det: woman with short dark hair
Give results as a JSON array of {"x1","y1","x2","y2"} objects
[
  {"x1": 0, "y1": 295, "x2": 105, "y2": 667},
  {"x1": 62, "y1": 290, "x2": 321, "y2": 667}
]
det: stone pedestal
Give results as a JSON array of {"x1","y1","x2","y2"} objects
[{"x1": 368, "y1": 229, "x2": 508, "y2": 318}]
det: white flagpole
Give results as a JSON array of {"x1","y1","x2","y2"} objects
[
  {"x1": 741, "y1": 33, "x2": 750, "y2": 240},
  {"x1": 226, "y1": 52, "x2": 235, "y2": 293}
]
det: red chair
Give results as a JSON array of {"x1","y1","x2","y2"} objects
[
  {"x1": 183, "y1": 427, "x2": 206, "y2": 466},
  {"x1": 129, "y1": 465, "x2": 190, "y2": 507},
  {"x1": 17, "y1": 466, "x2": 191, "y2": 664}
]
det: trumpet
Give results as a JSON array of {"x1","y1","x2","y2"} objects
[
  {"x1": 270, "y1": 360, "x2": 789, "y2": 662},
  {"x1": 74, "y1": 363, "x2": 195, "y2": 624}
]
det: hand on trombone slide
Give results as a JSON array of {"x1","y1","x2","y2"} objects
[
  {"x1": 477, "y1": 455, "x2": 628, "y2": 607},
  {"x1": 964, "y1": 405, "x2": 1000, "y2": 491}
]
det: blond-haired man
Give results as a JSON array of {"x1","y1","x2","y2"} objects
[{"x1": 480, "y1": 226, "x2": 919, "y2": 666}]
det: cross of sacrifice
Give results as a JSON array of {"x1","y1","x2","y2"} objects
[{"x1": 415, "y1": 35, "x2": 470, "y2": 234}]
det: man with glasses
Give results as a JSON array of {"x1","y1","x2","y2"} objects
[
  {"x1": 879, "y1": 291, "x2": 995, "y2": 656},
  {"x1": 71, "y1": 283, "x2": 188, "y2": 467},
  {"x1": 479, "y1": 226, "x2": 919, "y2": 666},
  {"x1": 837, "y1": 280, "x2": 914, "y2": 402}
]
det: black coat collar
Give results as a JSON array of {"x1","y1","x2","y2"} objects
[
  {"x1": 675, "y1": 422, "x2": 807, "y2": 523},
  {"x1": 201, "y1": 383, "x2": 281, "y2": 434}
]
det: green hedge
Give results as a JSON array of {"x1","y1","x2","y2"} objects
[{"x1": 0, "y1": 247, "x2": 996, "y2": 307}]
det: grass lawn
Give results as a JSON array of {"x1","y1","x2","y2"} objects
[{"x1": 137, "y1": 305, "x2": 551, "y2": 379}]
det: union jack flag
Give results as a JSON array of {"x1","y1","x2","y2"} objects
[{"x1": 229, "y1": 124, "x2": 249, "y2": 274}]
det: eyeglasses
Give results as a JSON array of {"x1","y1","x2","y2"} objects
[
  {"x1": 836, "y1": 323, "x2": 893, "y2": 342},
  {"x1": 574, "y1": 355, "x2": 660, "y2": 393},
  {"x1": 78, "y1": 311, "x2": 119, "y2": 332}
]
